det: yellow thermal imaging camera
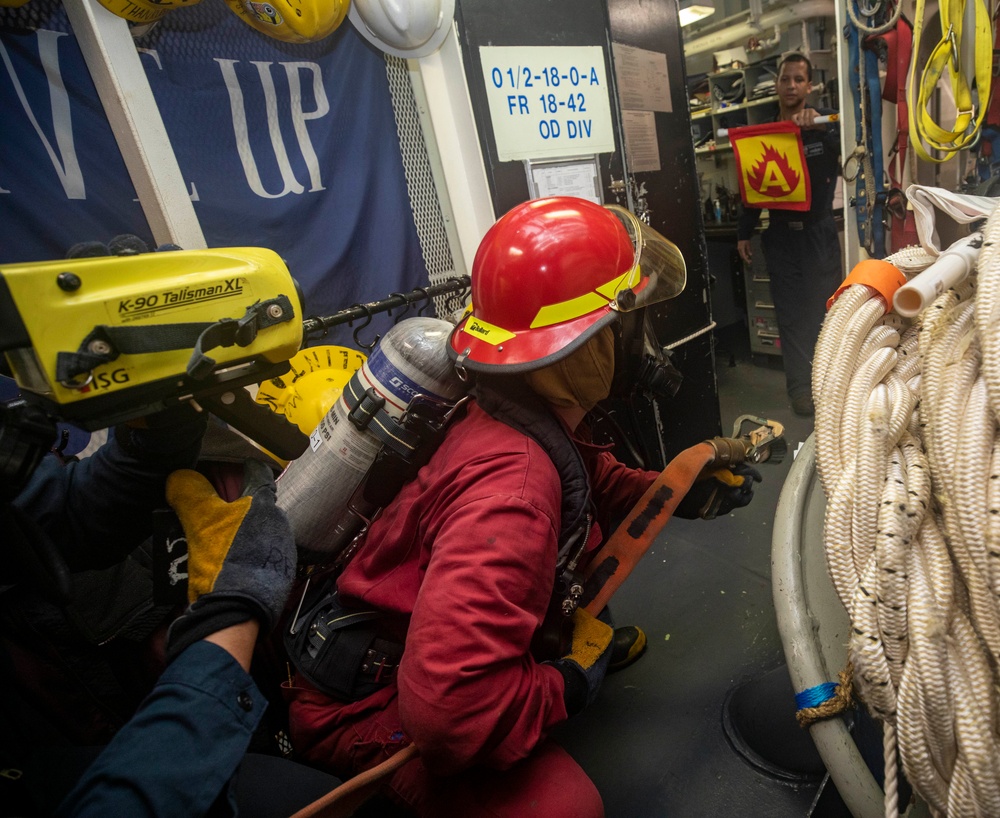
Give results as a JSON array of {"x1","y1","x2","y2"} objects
[{"x1": 0, "y1": 247, "x2": 309, "y2": 460}]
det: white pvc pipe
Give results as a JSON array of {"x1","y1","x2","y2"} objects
[
  {"x1": 717, "y1": 113, "x2": 838, "y2": 137},
  {"x1": 892, "y1": 234, "x2": 982, "y2": 318},
  {"x1": 683, "y1": 0, "x2": 836, "y2": 57}
]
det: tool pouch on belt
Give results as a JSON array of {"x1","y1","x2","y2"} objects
[{"x1": 284, "y1": 582, "x2": 404, "y2": 702}]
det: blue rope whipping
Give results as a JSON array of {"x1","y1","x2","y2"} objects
[
  {"x1": 795, "y1": 682, "x2": 839, "y2": 710},
  {"x1": 795, "y1": 668, "x2": 853, "y2": 726}
]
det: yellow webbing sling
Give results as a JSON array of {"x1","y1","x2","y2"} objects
[{"x1": 908, "y1": 0, "x2": 993, "y2": 163}]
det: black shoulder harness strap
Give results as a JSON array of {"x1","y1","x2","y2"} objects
[
  {"x1": 473, "y1": 376, "x2": 596, "y2": 660},
  {"x1": 472, "y1": 376, "x2": 591, "y2": 560}
]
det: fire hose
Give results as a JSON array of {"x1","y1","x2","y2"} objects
[{"x1": 583, "y1": 419, "x2": 783, "y2": 616}]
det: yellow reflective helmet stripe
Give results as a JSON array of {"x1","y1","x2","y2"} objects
[
  {"x1": 463, "y1": 317, "x2": 516, "y2": 346},
  {"x1": 529, "y1": 265, "x2": 640, "y2": 329},
  {"x1": 530, "y1": 290, "x2": 609, "y2": 329}
]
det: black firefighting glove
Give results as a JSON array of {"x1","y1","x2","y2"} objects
[
  {"x1": 674, "y1": 462, "x2": 763, "y2": 520},
  {"x1": 115, "y1": 403, "x2": 207, "y2": 461},
  {"x1": 548, "y1": 608, "x2": 614, "y2": 716},
  {"x1": 165, "y1": 458, "x2": 296, "y2": 661},
  {"x1": 66, "y1": 232, "x2": 180, "y2": 259},
  {"x1": 65, "y1": 233, "x2": 151, "y2": 259}
]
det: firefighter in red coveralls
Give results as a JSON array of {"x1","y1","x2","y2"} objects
[{"x1": 284, "y1": 197, "x2": 759, "y2": 817}]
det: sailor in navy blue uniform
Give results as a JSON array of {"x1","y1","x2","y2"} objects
[{"x1": 737, "y1": 52, "x2": 842, "y2": 417}]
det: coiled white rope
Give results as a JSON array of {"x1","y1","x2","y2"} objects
[{"x1": 812, "y1": 206, "x2": 1000, "y2": 817}]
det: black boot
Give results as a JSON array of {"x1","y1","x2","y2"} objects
[{"x1": 607, "y1": 625, "x2": 647, "y2": 673}]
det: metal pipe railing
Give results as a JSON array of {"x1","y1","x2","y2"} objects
[{"x1": 302, "y1": 275, "x2": 470, "y2": 342}]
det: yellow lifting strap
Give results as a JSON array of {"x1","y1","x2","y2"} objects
[{"x1": 907, "y1": 0, "x2": 993, "y2": 163}]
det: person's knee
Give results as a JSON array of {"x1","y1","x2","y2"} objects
[
  {"x1": 414, "y1": 740, "x2": 605, "y2": 818},
  {"x1": 559, "y1": 773, "x2": 604, "y2": 818},
  {"x1": 512, "y1": 740, "x2": 604, "y2": 818}
]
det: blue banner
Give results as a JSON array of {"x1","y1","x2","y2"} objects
[{"x1": 1, "y1": 0, "x2": 427, "y2": 348}]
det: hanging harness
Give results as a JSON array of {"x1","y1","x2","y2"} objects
[{"x1": 845, "y1": 1, "x2": 888, "y2": 258}]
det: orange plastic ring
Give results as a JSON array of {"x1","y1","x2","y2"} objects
[{"x1": 826, "y1": 259, "x2": 906, "y2": 311}]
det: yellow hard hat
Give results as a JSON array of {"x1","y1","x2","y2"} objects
[
  {"x1": 92, "y1": 0, "x2": 200, "y2": 25},
  {"x1": 224, "y1": 0, "x2": 351, "y2": 43},
  {"x1": 255, "y1": 345, "x2": 365, "y2": 438}
]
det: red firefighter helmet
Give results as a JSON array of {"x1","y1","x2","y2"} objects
[{"x1": 449, "y1": 196, "x2": 686, "y2": 373}]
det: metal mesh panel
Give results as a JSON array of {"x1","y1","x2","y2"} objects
[
  {"x1": 0, "y1": 0, "x2": 60, "y2": 32},
  {"x1": 383, "y1": 55, "x2": 467, "y2": 322}
]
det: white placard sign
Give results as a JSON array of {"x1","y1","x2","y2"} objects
[
  {"x1": 479, "y1": 46, "x2": 616, "y2": 161},
  {"x1": 611, "y1": 43, "x2": 672, "y2": 113},
  {"x1": 622, "y1": 110, "x2": 661, "y2": 173},
  {"x1": 526, "y1": 156, "x2": 602, "y2": 203}
]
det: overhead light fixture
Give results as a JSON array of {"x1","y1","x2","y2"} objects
[{"x1": 679, "y1": 0, "x2": 715, "y2": 27}]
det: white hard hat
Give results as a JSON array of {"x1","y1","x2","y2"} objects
[{"x1": 348, "y1": 0, "x2": 455, "y2": 59}]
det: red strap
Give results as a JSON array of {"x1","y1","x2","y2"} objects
[
  {"x1": 894, "y1": 17, "x2": 918, "y2": 250},
  {"x1": 867, "y1": 16, "x2": 917, "y2": 252},
  {"x1": 987, "y1": 14, "x2": 1000, "y2": 127},
  {"x1": 876, "y1": 27, "x2": 901, "y2": 102}
]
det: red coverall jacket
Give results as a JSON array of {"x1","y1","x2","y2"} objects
[{"x1": 287, "y1": 401, "x2": 656, "y2": 777}]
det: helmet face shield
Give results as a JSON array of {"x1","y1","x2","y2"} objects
[{"x1": 605, "y1": 206, "x2": 687, "y2": 312}]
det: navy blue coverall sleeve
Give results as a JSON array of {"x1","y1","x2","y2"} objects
[{"x1": 55, "y1": 640, "x2": 265, "y2": 818}]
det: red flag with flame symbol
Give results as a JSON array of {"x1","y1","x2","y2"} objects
[{"x1": 727, "y1": 121, "x2": 811, "y2": 211}]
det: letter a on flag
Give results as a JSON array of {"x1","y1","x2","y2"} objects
[{"x1": 728, "y1": 121, "x2": 811, "y2": 212}]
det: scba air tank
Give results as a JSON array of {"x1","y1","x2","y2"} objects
[{"x1": 276, "y1": 317, "x2": 466, "y2": 554}]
